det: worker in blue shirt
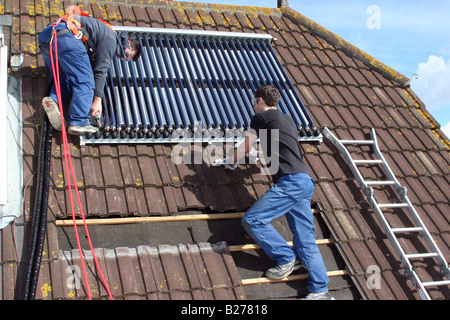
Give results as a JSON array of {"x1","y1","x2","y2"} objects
[
  {"x1": 38, "y1": 10, "x2": 141, "y2": 135},
  {"x1": 215, "y1": 85, "x2": 334, "y2": 300}
]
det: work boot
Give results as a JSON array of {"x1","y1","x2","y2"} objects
[
  {"x1": 265, "y1": 259, "x2": 296, "y2": 279},
  {"x1": 299, "y1": 292, "x2": 335, "y2": 300},
  {"x1": 68, "y1": 125, "x2": 99, "y2": 136},
  {"x1": 293, "y1": 257, "x2": 306, "y2": 271},
  {"x1": 42, "y1": 97, "x2": 62, "y2": 131}
]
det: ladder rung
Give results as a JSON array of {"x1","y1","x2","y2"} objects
[
  {"x1": 377, "y1": 203, "x2": 409, "y2": 209},
  {"x1": 340, "y1": 140, "x2": 374, "y2": 145},
  {"x1": 366, "y1": 181, "x2": 396, "y2": 186},
  {"x1": 391, "y1": 227, "x2": 423, "y2": 233},
  {"x1": 353, "y1": 160, "x2": 383, "y2": 165},
  {"x1": 405, "y1": 253, "x2": 439, "y2": 259},
  {"x1": 421, "y1": 280, "x2": 450, "y2": 288}
]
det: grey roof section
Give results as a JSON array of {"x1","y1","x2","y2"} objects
[{"x1": 36, "y1": 241, "x2": 245, "y2": 300}]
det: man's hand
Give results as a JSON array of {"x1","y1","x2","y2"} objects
[
  {"x1": 91, "y1": 96, "x2": 102, "y2": 118},
  {"x1": 212, "y1": 158, "x2": 238, "y2": 170},
  {"x1": 212, "y1": 131, "x2": 258, "y2": 171},
  {"x1": 247, "y1": 148, "x2": 259, "y2": 163}
]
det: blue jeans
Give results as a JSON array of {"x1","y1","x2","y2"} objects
[
  {"x1": 242, "y1": 172, "x2": 329, "y2": 293},
  {"x1": 39, "y1": 23, "x2": 95, "y2": 126}
]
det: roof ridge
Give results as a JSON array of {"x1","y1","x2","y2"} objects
[
  {"x1": 280, "y1": 6, "x2": 410, "y2": 87},
  {"x1": 101, "y1": 1, "x2": 281, "y2": 16},
  {"x1": 182, "y1": 2, "x2": 280, "y2": 15}
]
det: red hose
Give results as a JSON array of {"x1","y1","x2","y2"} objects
[{"x1": 49, "y1": 25, "x2": 113, "y2": 300}]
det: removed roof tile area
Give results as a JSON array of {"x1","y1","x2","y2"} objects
[{"x1": 5, "y1": 0, "x2": 450, "y2": 300}]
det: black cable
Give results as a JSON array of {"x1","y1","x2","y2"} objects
[
  {"x1": 29, "y1": 116, "x2": 53, "y2": 299},
  {"x1": 19, "y1": 81, "x2": 54, "y2": 300}
]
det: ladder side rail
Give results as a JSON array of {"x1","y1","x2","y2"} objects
[
  {"x1": 369, "y1": 196, "x2": 415, "y2": 273},
  {"x1": 371, "y1": 196, "x2": 433, "y2": 300},
  {"x1": 323, "y1": 128, "x2": 371, "y2": 195},
  {"x1": 402, "y1": 196, "x2": 450, "y2": 277},
  {"x1": 370, "y1": 129, "x2": 403, "y2": 191},
  {"x1": 409, "y1": 270, "x2": 432, "y2": 300}
]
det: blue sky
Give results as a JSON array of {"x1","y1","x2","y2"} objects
[{"x1": 187, "y1": 0, "x2": 450, "y2": 137}]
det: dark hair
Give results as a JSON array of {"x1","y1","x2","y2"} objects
[
  {"x1": 254, "y1": 85, "x2": 281, "y2": 106},
  {"x1": 129, "y1": 37, "x2": 141, "y2": 61}
]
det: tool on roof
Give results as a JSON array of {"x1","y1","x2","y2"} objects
[{"x1": 323, "y1": 127, "x2": 450, "y2": 300}]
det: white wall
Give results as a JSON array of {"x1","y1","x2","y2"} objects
[{"x1": 0, "y1": 25, "x2": 23, "y2": 229}]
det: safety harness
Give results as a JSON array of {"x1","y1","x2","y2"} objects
[{"x1": 40, "y1": 5, "x2": 115, "y2": 55}]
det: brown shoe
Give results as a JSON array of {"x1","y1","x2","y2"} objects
[
  {"x1": 42, "y1": 97, "x2": 62, "y2": 131},
  {"x1": 68, "y1": 125, "x2": 99, "y2": 136}
]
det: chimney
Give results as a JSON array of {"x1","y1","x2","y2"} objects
[{"x1": 277, "y1": 0, "x2": 289, "y2": 7}]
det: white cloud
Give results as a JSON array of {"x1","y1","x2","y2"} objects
[
  {"x1": 411, "y1": 55, "x2": 450, "y2": 111},
  {"x1": 442, "y1": 122, "x2": 450, "y2": 139}
]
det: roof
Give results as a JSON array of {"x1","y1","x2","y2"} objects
[
  {"x1": 40, "y1": 241, "x2": 246, "y2": 300},
  {"x1": 1, "y1": 0, "x2": 449, "y2": 300}
]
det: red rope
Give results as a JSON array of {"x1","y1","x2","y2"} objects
[{"x1": 49, "y1": 25, "x2": 113, "y2": 300}]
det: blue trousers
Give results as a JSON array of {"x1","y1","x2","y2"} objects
[
  {"x1": 39, "y1": 23, "x2": 94, "y2": 126},
  {"x1": 242, "y1": 172, "x2": 329, "y2": 293}
]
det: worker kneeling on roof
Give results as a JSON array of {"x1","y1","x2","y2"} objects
[{"x1": 38, "y1": 5, "x2": 141, "y2": 135}]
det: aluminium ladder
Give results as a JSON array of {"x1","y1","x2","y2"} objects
[{"x1": 323, "y1": 127, "x2": 450, "y2": 300}]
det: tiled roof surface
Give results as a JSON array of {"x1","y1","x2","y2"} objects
[
  {"x1": 37, "y1": 241, "x2": 245, "y2": 300},
  {"x1": 2, "y1": 0, "x2": 449, "y2": 300}
]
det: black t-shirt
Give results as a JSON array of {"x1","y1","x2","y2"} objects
[{"x1": 250, "y1": 109, "x2": 310, "y2": 183}]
